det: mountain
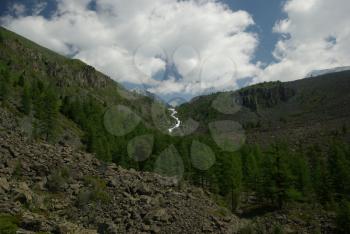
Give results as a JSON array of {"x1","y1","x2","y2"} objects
[
  {"x1": 178, "y1": 71, "x2": 350, "y2": 148},
  {"x1": 0, "y1": 26, "x2": 242, "y2": 233},
  {"x1": 1, "y1": 26, "x2": 350, "y2": 233},
  {"x1": 131, "y1": 87, "x2": 167, "y2": 105},
  {"x1": 306, "y1": 66, "x2": 350, "y2": 77}
]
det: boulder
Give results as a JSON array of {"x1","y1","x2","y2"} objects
[{"x1": 0, "y1": 177, "x2": 10, "y2": 191}]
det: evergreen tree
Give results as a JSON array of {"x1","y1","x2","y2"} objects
[
  {"x1": 36, "y1": 86, "x2": 60, "y2": 141},
  {"x1": 21, "y1": 83, "x2": 32, "y2": 115},
  {"x1": 289, "y1": 153, "x2": 311, "y2": 200},
  {"x1": 241, "y1": 145, "x2": 260, "y2": 191},
  {"x1": 336, "y1": 200, "x2": 350, "y2": 233},
  {"x1": 17, "y1": 72, "x2": 25, "y2": 87},
  {"x1": 328, "y1": 142, "x2": 350, "y2": 199},
  {"x1": 219, "y1": 152, "x2": 242, "y2": 211},
  {"x1": 312, "y1": 156, "x2": 333, "y2": 204},
  {"x1": 0, "y1": 68, "x2": 11, "y2": 104}
]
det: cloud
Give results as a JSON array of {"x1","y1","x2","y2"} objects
[
  {"x1": 1, "y1": 0, "x2": 259, "y2": 99},
  {"x1": 10, "y1": 3, "x2": 26, "y2": 16},
  {"x1": 32, "y1": 2, "x2": 47, "y2": 16},
  {"x1": 256, "y1": 0, "x2": 350, "y2": 83}
]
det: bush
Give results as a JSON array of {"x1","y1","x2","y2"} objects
[
  {"x1": 77, "y1": 176, "x2": 110, "y2": 207},
  {"x1": 336, "y1": 200, "x2": 350, "y2": 233},
  {"x1": 0, "y1": 214, "x2": 19, "y2": 234},
  {"x1": 46, "y1": 168, "x2": 70, "y2": 192}
]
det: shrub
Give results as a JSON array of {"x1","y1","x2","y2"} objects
[
  {"x1": 46, "y1": 168, "x2": 70, "y2": 192},
  {"x1": 336, "y1": 200, "x2": 350, "y2": 233},
  {"x1": 77, "y1": 176, "x2": 110, "y2": 207},
  {"x1": 0, "y1": 214, "x2": 19, "y2": 234}
]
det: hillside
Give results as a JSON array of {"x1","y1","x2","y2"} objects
[
  {"x1": 0, "y1": 120, "x2": 239, "y2": 233},
  {"x1": 0, "y1": 26, "x2": 176, "y2": 163},
  {"x1": 178, "y1": 72, "x2": 350, "y2": 148}
]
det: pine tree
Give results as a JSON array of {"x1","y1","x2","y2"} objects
[
  {"x1": 21, "y1": 83, "x2": 32, "y2": 115},
  {"x1": 241, "y1": 145, "x2": 260, "y2": 191},
  {"x1": 36, "y1": 86, "x2": 60, "y2": 141},
  {"x1": 0, "y1": 68, "x2": 11, "y2": 104},
  {"x1": 18, "y1": 72, "x2": 25, "y2": 87},
  {"x1": 220, "y1": 152, "x2": 243, "y2": 212},
  {"x1": 328, "y1": 142, "x2": 350, "y2": 198},
  {"x1": 312, "y1": 157, "x2": 332, "y2": 204},
  {"x1": 336, "y1": 200, "x2": 350, "y2": 233}
]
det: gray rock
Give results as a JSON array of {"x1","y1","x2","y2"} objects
[{"x1": 0, "y1": 177, "x2": 10, "y2": 191}]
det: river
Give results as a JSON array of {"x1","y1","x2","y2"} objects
[{"x1": 168, "y1": 108, "x2": 181, "y2": 133}]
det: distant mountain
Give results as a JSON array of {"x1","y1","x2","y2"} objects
[
  {"x1": 131, "y1": 88, "x2": 166, "y2": 104},
  {"x1": 306, "y1": 66, "x2": 350, "y2": 77}
]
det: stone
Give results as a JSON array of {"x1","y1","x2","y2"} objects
[
  {"x1": 0, "y1": 177, "x2": 10, "y2": 191},
  {"x1": 145, "y1": 208, "x2": 171, "y2": 223},
  {"x1": 14, "y1": 182, "x2": 33, "y2": 204}
]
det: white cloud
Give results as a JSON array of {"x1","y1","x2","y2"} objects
[
  {"x1": 1, "y1": 0, "x2": 259, "y2": 98},
  {"x1": 257, "y1": 0, "x2": 350, "y2": 83},
  {"x1": 33, "y1": 2, "x2": 47, "y2": 16},
  {"x1": 10, "y1": 3, "x2": 26, "y2": 16}
]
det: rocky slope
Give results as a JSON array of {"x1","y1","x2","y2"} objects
[{"x1": 0, "y1": 129, "x2": 240, "y2": 233}]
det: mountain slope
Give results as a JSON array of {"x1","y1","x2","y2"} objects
[
  {"x1": 0, "y1": 26, "x2": 178, "y2": 164},
  {"x1": 178, "y1": 71, "x2": 350, "y2": 148},
  {"x1": 0, "y1": 130, "x2": 239, "y2": 233}
]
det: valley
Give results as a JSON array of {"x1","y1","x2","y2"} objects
[{"x1": 0, "y1": 26, "x2": 349, "y2": 234}]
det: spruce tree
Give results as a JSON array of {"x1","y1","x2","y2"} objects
[
  {"x1": 21, "y1": 83, "x2": 32, "y2": 115},
  {"x1": 36, "y1": 86, "x2": 60, "y2": 141},
  {"x1": 0, "y1": 68, "x2": 10, "y2": 104}
]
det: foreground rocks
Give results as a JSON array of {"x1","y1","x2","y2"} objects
[{"x1": 0, "y1": 131, "x2": 240, "y2": 233}]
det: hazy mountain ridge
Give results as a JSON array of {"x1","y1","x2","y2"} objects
[{"x1": 306, "y1": 66, "x2": 350, "y2": 77}]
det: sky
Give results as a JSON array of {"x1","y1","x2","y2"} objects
[{"x1": 1, "y1": 0, "x2": 350, "y2": 102}]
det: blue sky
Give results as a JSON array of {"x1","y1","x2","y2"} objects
[
  {"x1": 222, "y1": 0, "x2": 287, "y2": 65},
  {"x1": 0, "y1": 0, "x2": 285, "y2": 66},
  {"x1": 1, "y1": 0, "x2": 349, "y2": 102}
]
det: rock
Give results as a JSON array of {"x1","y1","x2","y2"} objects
[
  {"x1": 97, "y1": 221, "x2": 118, "y2": 234},
  {"x1": 0, "y1": 131, "x2": 240, "y2": 234},
  {"x1": 58, "y1": 221, "x2": 97, "y2": 234},
  {"x1": 150, "y1": 224, "x2": 161, "y2": 233},
  {"x1": 13, "y1": 182, "x2": 33, "y2": 204},
  {"x1": 135, "y1": 183, "x2": 152, "y2": 195},
  {"x1": 0, "y1": 177, "x2": 10, "y2": 191},
  {"x1": 20, "y1": 213, "x2": 42, "y2": 232},
  {"x1": 145, "y1": 208, "x2": 171, "y2": 223}
]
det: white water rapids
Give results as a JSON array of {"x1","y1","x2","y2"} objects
[{"x1": 168, "y1": 108, "x2": 181, "y2": 133}]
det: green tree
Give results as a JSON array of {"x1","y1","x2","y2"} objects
[
  {"x1": 327, "y1": 142, "x2": 350, "y2": 200},
  {"x1": 289, "y1": 152, "x2": 312, "y2": 200},
  {"x1": 17, "y1": 72, "x2": 25, "y2": 87},
  {"x1": 336, "y1": 200, "x2": 350, "y2": 234},
  {"x1": 241, "y1": 145, "x2": 261, "y2": 191},
  {"x1": 219, "y1": 152, "x2": 242, "y2": 212},
  {"x1": 35, "y1": 86, "x2": 60, "y2": 141},
  {"x1": 21, "y1": 83, "x2": 32, "y2": 115},
  {"x1": 0, "y1": 68, "x2": 11, "y2": 104}
]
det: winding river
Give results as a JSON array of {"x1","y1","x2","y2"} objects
[{"x1": 168, "y1": 108, "x2": 181, "y2": 133}]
